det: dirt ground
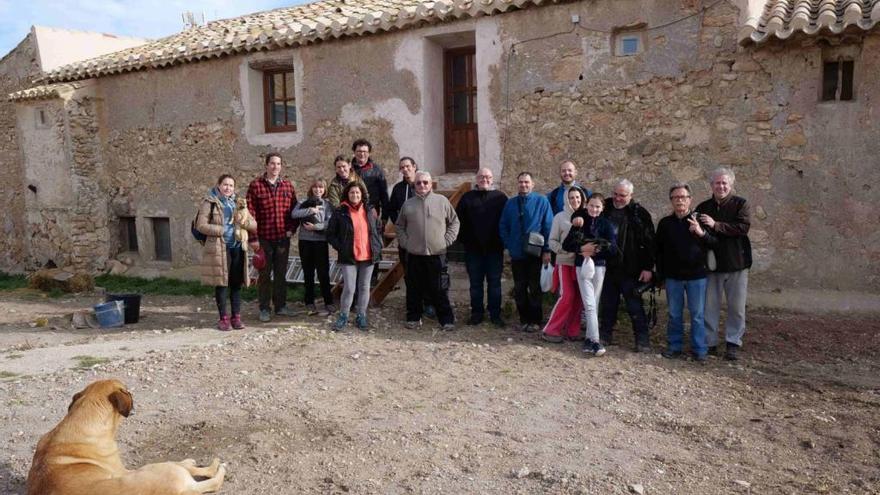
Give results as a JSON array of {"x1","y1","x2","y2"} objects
[{"x1": 1, "y1": 265, "x2": 878, "y2": 494}]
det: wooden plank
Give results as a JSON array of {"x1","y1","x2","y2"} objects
[{"x1": 370, "y1": 261, "x2": 404, "y2": 307}]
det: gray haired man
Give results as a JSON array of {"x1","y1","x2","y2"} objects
[{"x1": 695, "y1": 167, "x2": 752, "y2": 361}]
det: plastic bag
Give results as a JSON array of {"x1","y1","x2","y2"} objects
[{"x1": 540, "y1": 262, "x2": 554, "y2": 292}]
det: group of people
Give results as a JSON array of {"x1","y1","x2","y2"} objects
[{"x1": 194, "y1": 142, "x2": 752, "y2": 362}]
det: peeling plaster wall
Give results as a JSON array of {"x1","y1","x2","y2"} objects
[{"x1": 0, "y1": 34, "x2": 40, "y2": 272}]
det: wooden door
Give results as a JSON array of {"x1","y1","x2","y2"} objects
[{"x1": 444, "y1": 47, "x2": 479, "y2": 172}]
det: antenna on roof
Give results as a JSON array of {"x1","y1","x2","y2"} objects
[{"x1": 181, "y1": 11, "x2": 205, "y2": 30}]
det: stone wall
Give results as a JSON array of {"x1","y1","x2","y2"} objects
[
  {"x1": 0, "y1": 34, "x2": 39, "y2": 272},
  {"x1": 496, "y1": 0, "x2": 880, "y2": 291}
]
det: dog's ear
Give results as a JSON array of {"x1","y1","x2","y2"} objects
[
  {"x1": 108, "y1": 389, "x2": 133, "y2": 418},
  {"x1": 67, "y1": 391, "x2": 84, "y2": 413}
]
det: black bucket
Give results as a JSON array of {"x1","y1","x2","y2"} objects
[{"x1": 105, "y1": 293, "x2": 142, "y2": 324}]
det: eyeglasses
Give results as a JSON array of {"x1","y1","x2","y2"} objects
[
  {"x1": 415, "y1": 181, "x2": 430, "y2": 185},
  {"x1": 670, "y1": 195, "x2": 691, "y2": 200}
]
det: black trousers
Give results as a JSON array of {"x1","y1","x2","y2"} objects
[
  {"x1": 599, "y1": 269, "x2": 649, "y2": 346},
  {"x1": 258, "y1": 238, "x2": 290, "y2": 312},
  {"x1": 405, "y1": 254, "x2": 454, "y2": 325},
  {"x1": 215, "y1": 246, "x2": 244, "y2": 316},
  {"x1": 511, "y1": 257, "x2": 543, "y2": 325},
  {"x1": 299, "y1": 239, "x2": 333, "y2": 305}
]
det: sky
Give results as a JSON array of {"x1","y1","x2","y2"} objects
[{"x1": 0, "y1": 0, "x2": 300, "y2": 58}]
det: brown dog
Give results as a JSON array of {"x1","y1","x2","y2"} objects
[{"x1": 27, "y1": 379, "x2": 226, "y2": 495}]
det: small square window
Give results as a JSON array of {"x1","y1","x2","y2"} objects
[
  {"x1": 151, "y1": 217, "x2": 172, "y2": 262},
  {"x1": 614, "y1": 32, "x2": 644, "y2": 57},
  {"x1": 822, "y1": 60, "x2": 854, "y2": 102},
  {"x1": 263, "y1": 68, "x2": 297, "y2": 133},
  {"x1": 119, "y1": 217, "x2": 138, "y2": 252}
]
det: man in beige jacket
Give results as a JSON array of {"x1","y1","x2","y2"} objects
[{"x1": 396, "y1": 171, "x2": 460, "y2": 330}]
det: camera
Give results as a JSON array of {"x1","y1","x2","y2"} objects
[{"x1": 633, "y1": 280, "x2": 657, "y2": 297}]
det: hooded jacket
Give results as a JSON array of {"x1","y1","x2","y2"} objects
[
  {"x1": 548, "y1": 198, "x2": 578, "y2": 266},
  {"x1": 196, "y1": 189, "x2": 257, "y2": 287},
  {"x1": 547, "y1": 182, "x2": 592, "y2": 216},
  {"x1": 601, "y1": 198, "x2": 655, "y2": 277},
  {"x1": 563, "y1": 210, "x2": 618, "y2": 268},
  {"x1": 326, "y1": 201, "x2": 383, "y2": 265}
]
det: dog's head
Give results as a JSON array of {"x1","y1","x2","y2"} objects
[
  {"x1": 68, "y1": 379, "x2": 133, "y2": 419},
  {"x1": 236, "y1": 197, "x2": 247, "y2": 210}
]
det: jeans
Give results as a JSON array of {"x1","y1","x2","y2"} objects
[
  {"x1": 258, "y1": 238, "x2": 290, "y2": 312},
  {"x1": 705, "y1": 270, "x2": 749, "y2": 347},
  {"x1": 464, "y1": 251, "x2": 503, "y2": 320},
  {"x1": 405, "y1": 254, "x2": 454, "y2": 325},
  {"x1": 576, "y1": 260, "x2": 605, "y2": 342},
  {"x1": 215, "y1": 246, "x2": 244, "y2": 316},
  {"x1": 599, "y1": 270, "x2": 649, "y2": 346},
  {"x1": 299, "y1": 239, "x2": 332, "y2": 305},
  {"x1": 665, "y1": 277, "x2": 708, "y2": 356},
  {"x1": 341, "y1": 261, "x2": 373, "y2": 315},
  {"x1": 511, "y1": 257, "x2": 543, "y2": 325}
]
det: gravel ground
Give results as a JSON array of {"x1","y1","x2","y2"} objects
[{"x1": 1, "y1": 270, "x2": 878, "y2": 494}]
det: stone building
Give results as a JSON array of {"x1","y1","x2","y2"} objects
[{"x1": 4, "y1": 0, "x2": 879, "y2": 293}]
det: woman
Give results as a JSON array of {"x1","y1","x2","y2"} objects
[
  {"x1": 325, "y1": 182, "x2": 382, "y2": 330},
  {"x1": 293, "y1": 178, "x2": 336, "y2": 316},
  {"x1": 196, "y1": 174, "x2": 257, "y2": 331},
  {"x1": 542, "y1": 187, "x2": 587, "y2": 343},
  {"x1": 327, "y1": 155, "x2": 367, "y2": 208},
  {"x1": 564, "y1": 193, "x2": 617, "y2": 356}
]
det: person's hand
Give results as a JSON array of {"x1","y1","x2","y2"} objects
[
  {"x1": 580, "y1": 242, "x2": 597, "y2": 257},
  {"x1": 639, "y1": 270, "x2": 653, "y2": 283},
  {"x1": 542, "y1": 252, "x2": 551, "y2": 265},
  {"x1": 303, "y1": 222, "x2": 316, "y2": 231},
  {"x1": 699, "y1": 214, "x2": 716, "y2": 229},
  {"x1": 571, "y1": 217, "x2": 584, "y2": 228},
  {"x1": 249, "y1": 241, "x2": 260, "y2": 251},
  {"x1": 687, "y1": 216, "x2": 705, "y2": 237}
]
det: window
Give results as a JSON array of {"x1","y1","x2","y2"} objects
[
  {"x1": 119, "y1": 217, "x2": 138, "y2": 252},
  {"x1": 151, "y1": 217, "x2": 172, "y2": 262},
  {"x1": 263, "y1": 68, "x2": 297, "y2": 132},
  {"x1": 822, "y1": 60, "x2": 854, "y2": 101},
  {"x1": 35, "y1": 108, "x2": 49, "y2": 129},
  {"x1": 614, "y1": 30, "x2": 645, "y2": 56}
]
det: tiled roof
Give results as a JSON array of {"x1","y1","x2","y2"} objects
[
  {"x1": 740, "y1": 0, "x2": 880, "y2": 44},
  {"x1": 40, "y1": 0, "x2": 556, "y2": 83},
  {"x1": 7, "y1": 82, "x2": 83, "y2": 102}
]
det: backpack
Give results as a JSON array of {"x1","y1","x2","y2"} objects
[{"x1": 191, "y1": 202, "x2": 216, "y2": 245}]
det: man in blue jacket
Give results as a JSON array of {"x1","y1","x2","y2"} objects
[
  {"x1": 547, "y1": 160, "x2": 591, "y2": 216},
  {"x1": 499, "y1": 172, "x2": 554, "y2": 332}
]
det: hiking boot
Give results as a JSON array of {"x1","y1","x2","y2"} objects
[
  {"x1": 521, "y1": 323, "x2": 538, "y2": 333},
  {"x1": 356, "y1": 313, "x2": 369, "y2": 331},
  {"x1": 583, "y1": 339, "x2": 606, "y2": 356},
  {"x1": 692, "y1": 353, "x2": 708, "y2": 363},
  {"x1": 259, "y1": 309, "x2": 271, "y2": 322},
  {"x1": 320, "y1": 304, "x2": 336, "y2": 317},
  {"x1": 490, "y1": 316, "x2": 506, "y2": 328},
  {"x1": 230, "y1": 314, "x2": 245, "y2": 330},
  {"x1": 724, "y1": 343, "x2": 740, "y2": 361},
  {"x1": 708, "y1": 345, "x2": 719, "y2": 356},
  {"x1": 441, "y1": 323, "x2": 456, "y2": 332},
  {"x1": 661, "y1": 349, "x2": 683, "y2": 359},
  {"x1": 542, "y1": 332, "x2": 564, "y2": 343},
  {"x1": 332, "y1": 313, "x2": 348, "y2": 331},
  {"x1": 467, "y1": 314, "x2": 484, "y2": 326},
  {"x1": 217, "y1": 315, "x2": 231, "y2": 331},
  {"x1": 405, "y1": 320, "x2": 422, "y2": 330},
  {"x1": 275, "y1": 306, "x2": 299, "y2": 317},
  {"x1": 305, "y1": 303, "x2": 318, "y2": 315}
]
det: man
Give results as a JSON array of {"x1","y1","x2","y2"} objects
[
  {"x1": 696, "y1": 167, "x2": 752, "y2": 361},
  {"x1": 246, "y1": 153, "x2": 298, "y2": 322},
  {"x1": 395, "y1": 171, "x2": 460, "y2": 331},
  {"x1": 547, "y1": 160, "x2": 591, "y2": 216},
  {"x1": 456, "y1": 168, "x2": 508, "y2": 327},
  {"x1": 327, "y1": 155, "x2": 366, "y2": 208},
  {"x1": 384, "y1": 157, "x2": 417, "y2": 226},
  {"x1": 385, "y1": 157, "x2": 435, "y2": 318},
  {"x1": 351, "y1": 138, "x2": 389, "y2": 219},
  {"x1": 499, "y1": 172, "x2": 553, "y2": 332},
  {"x1": 600, "y1": 179, "x2": 655, "y2": 352},
  {"x1": 656, "y1": 183, "x2": 717, "y2": 362}
]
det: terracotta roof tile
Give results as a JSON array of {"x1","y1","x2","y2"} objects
[
  {"x1": 40, "y1": 0, "x2": 553, "y2": 83},
  {"x1": 8, "y1": 82, "x2": 84, "y2": 102},
  {"x1": 740, "y1": 0, "x2": 880, "y2": 44}
]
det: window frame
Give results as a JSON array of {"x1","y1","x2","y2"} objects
[
  {"x1": 119, "y1": 216, "x2": 138, "y2": 253},
  {"x1": 821, "y1": 58, "x2": 855, "y2": 102},
  {"x1": 262, "y1": 68, "x2": 297, "y2": 133},
  {"x1": 150, "y1": 217, "x2": 172, "y2": 262}
]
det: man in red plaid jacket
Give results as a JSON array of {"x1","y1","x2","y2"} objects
[{"x1": 247, "y1": 153, "x2": 298, "y2": 322}]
